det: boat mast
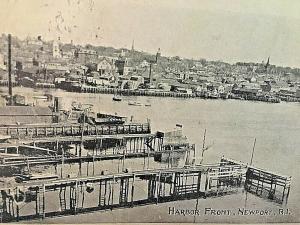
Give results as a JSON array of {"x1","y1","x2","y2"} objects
[{"x1": 250, "y1": 138, "x2": 256, "y2": 166}]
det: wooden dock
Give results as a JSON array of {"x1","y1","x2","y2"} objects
[
  {"x1": 0, "y1": 164, "x2": 245, "y2": 222},
  {"x1": 0, "y1": 157, "x2": 292, "y2": 222},
  {"x1": 221, "y1": 157, "x2": 292, "y2": 204},
  {"x1": 80, "y1": 86, "x2": 194, "y2": 98},
  {"x1": 0, "y1": 131, "x2": 194, "y2": 175}
]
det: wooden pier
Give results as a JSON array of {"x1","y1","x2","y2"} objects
[
  {"x1": 220, "y1": 157, "x2": 292, "y2": 204},
  {"x1": 0, "y1": 157, "x2": 292, "y2": 222},
  {"x1": 0, "y1": 164, "x2": 245, "y2": 222},
  {"x1": 0, "y1": 129, "x2": 196, "y2": 177},
  {"x1": 80, "y1": 86, "x2": 194, "y2": 98}
]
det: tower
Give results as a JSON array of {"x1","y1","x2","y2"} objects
[{"x1": 52, "y1": 38, "x2": 61, "y2": 58}]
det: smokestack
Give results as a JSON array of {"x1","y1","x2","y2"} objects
[
  {"x1": 8, "y1": 34, "x2": 12, "y2": 105},
  {"x1": 156, "y1": 48, "x2": 161, "y2": 63}
]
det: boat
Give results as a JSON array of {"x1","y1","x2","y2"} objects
[
  {"x1": 128, "y1": 101, "x2": 142, "y2": 106},
  {"x1": 112, "y1": 95, "x2": 122, "y2": 101},
  {"x1": 94, "y1": 113, "x2": 127, "y2": 125},
  {"x1": 145, "y1": 100, "x2": 151, "y2": 107}
]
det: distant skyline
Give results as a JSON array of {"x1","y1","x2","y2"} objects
[{"x1": 1, "y1": 0, "x2": 300, "y2": 68}]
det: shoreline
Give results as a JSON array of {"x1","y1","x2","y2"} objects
[{"x1": 1, "y1": 85, "x2": 299, "y2": 104}]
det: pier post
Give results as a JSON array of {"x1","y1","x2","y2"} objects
[
  {"x1": 156, "y1": 172, "x2": 161, "y2": 204},
  {"x1": 35, "y1": 189, "x2": 39, "y2": 216},
  {"x1": 110, "y1": 177, "x2": 115, "y2": 207},
  {"x1": 129, "y1": 139, "x2": 132, "y2": 153},
  {"x1": 16, "y1": 204, "x2": 19, "y2": 222},
  {"x1": 131, "y1": 175, "x2": 135, "y2": 206},
  {"x1": 133, "y1": 138, "x2": 136, "y2": 153},
  {"x1": 197, "y1": 172, "x2": 202, "y2": 193},
  {"x1": 87, "y1": 162, "x2": 89, "y2": 176},
  {"x1": 100, "y1": 139, "x2": 103, "y2": 155},
  {"x1": 98, "y1": 182, "x2": 102, "y2": 207}
]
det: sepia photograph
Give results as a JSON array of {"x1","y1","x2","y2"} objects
[{"x1": 0, "y1": 0, "x2": 299, "y2": 223}]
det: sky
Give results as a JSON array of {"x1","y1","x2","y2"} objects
[{"x1": 1, "y1": 0, "x2": 300, "y2": 67}]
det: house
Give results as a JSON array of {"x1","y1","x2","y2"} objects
[
  {"x1": 60, "y1": 44, "x2": 75, "y2": 59},
  {"x1": 0, "y1": 106, "x2": 54, "y2": 125},
  {"x1": 97, "y1": 58, "x2": 115, "y2": 75}
]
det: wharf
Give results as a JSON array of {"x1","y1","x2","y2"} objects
[
  {"x1": 0, "y1": 162, "x2": 244, "y2": 222},
  {"x1": 0, "y1": 158, "x2": 292, "y2": 222},
  {"x1": 80, "y1": 86, "x2": 194, "y2": 98}
]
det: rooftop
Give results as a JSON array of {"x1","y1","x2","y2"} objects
[{"x1": 0, "y1": 106, "x2": 53, "y2": 116}]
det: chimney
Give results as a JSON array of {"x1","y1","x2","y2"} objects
[{"x1": 8, "y1": 34, "x2": 12, "y2": 105}]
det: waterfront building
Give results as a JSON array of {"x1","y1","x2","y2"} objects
[
  {"x1": 0, "y1": 106, "x2": 54, "y2": 125},
  {"x1": 278, "y1": 88, "x2": 297, "y2": 98},
  {"x1": 97, "y1": 58, "x2": 115, "y2": 75}
]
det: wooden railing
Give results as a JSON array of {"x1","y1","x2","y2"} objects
[{"x1": 0, "y1": 123, "x2": 151, "y2": 139}]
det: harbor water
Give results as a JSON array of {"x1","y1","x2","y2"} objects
[{"x1": 3, "y1": 87, "x2": 299, "y2": 223}]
